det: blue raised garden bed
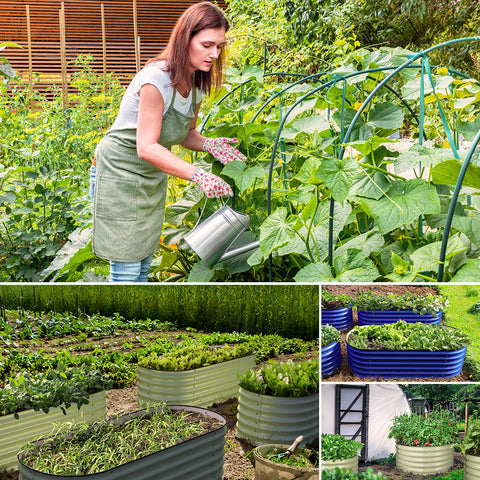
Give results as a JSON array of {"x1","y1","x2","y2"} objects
[
  {"x1": 321, "y1": 341, "x2": 342, "y2": 376},
  {"x1": 357, "y1": 310, "x2": 442, "y2": 326},
  {"x1": 346, "y1": 331, "x2": 466, "y2": 379},
  {"x1": 321, "y1": 308, "x2": 353, "y2": 330}
]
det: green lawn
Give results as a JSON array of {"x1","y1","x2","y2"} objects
[{"x1": 439, "y1": 285, "x2": 480, "y2": 380}]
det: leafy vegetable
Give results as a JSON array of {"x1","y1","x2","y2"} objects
[
  {"x1": 322, "y1": 291, "x2": 354, "y2": 310},
  {"x1": 321, "y1": 324, "x2": 342, "y2": 347},
  {"x1": 238, "y1": 358, "x2": 318, "y2": 397},
  {"x1": 321, "y1": 433, "x2": 363, "y2": 461},
  {"x1": 347, "y1": 320, "x2": 470, "y2": 351},
  {"x1": 321, "y1": 468, "x2": 388, "y2": 480},
  {"x1": 462, "y1": 419, "x2": 480, "y2": 456}
]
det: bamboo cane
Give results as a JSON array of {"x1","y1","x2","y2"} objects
[
  {"x1": 26, "y1": 5, "x2": 34, "y2": 110},
  {"x1": 133, "y1": 0, "x2": 139, "y2": 72},
  {"x1": 59, "y1": 2, "x2": 68, "y2": 112}
]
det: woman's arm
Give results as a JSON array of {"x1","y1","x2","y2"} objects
[{"x1": 136, "y1": 83, "x2": 197, "y2": 180}]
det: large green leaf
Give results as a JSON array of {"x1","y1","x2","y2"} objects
[
  {"x1": 333, "y1": 230, "x2": 384, "y2": 259},
  {"x1": 367, "y1": 102, "x2": 404, "y2": 130},
  {"x1": 259, "y1": 208, "x2": 299, "y2": 256},
  {"x1": 315, "y1": 157, "x2": 362, "y2": 204},
  {"x1": 432, "y1": 159, "x2": 480, "y2": 189},
  {"x1": 165, "y1": 198, "x2": 199, "y2": 225},
  {"x1": 451, "y1": 259, "x2": 480, "y2": 282},
  {"x1": 457, "y1": 118, "x2": 480, "y2": 142},
  {"x1": 452, "y1": 215, "x2": 480, "y2": 248},
  {"x1": 281, "y1": 115, "x2": 330, "y2": 140},
  {"x1": 294, "y1": 262, "x2": 334, "y2": 282},
  {"x1": 295, "y1": 156, "x2": 323, "y2": 186},
  {"x1": 221, "y1": 161, "x2": 265, "y2": 193},
  {"x1": 361, "y1": 179, "x2": 441, "y2": 234},
  {"x1": 187, "y1": 261, "x2": 215, "y2": 282},
  {"x1": 394, "y1": 145, "x2": 458, "y2": 175}
]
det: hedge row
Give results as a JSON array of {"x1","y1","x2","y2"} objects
[{"x1": 0, "y1": 284, "x2": 318, "y2": 340}]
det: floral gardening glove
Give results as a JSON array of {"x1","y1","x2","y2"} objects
[
  {"x1": 191, "y1": 168, "x2": 233, "y2": 198},
  {"x1": 202, "y1": 137, "x2": 247, "y2": 165}
]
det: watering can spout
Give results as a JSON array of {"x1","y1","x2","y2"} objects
[{"x1": 183, "y1": 205, "x2": 259, "y2": 267}]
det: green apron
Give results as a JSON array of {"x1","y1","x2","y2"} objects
[{"x1": 93, "y1": 87, "x2": 196, "y2": 262}]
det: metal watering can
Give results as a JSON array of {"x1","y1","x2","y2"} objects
[{"x1": 183, "y1": 204, "x2": 260, "y2": 267}]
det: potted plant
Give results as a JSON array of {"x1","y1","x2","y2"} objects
[
  {"x1": 0, "y1": 366, "x2": 112, "y2": 472},
  {"x1": 462, "y1": 419, "x2": 480, "y2": 480},
  {"x1": 346, "y1": 320, "x2": 469, "y2": 378},
  {"x1": 137, "y1": 343, "x2": 256, "y2": 408},
  {"x1": 17, "y1": 403, "x2": 227, "y2": 480},
  {"x1": 321, "y1": 291, "x2": 354, "y2": 331},
  {"x1": 321, "y1": 433, "x2": 363, "y2": 473},
  {"x1": 388, "y1": 410, "x2": 457, "y2": 475},
  {"x1": 254, "y1": 436, "x2": 319, "y2": 480},
  {"x1": 355, "y1": 291, "x2": 447, "y2": 325},
  {"x1": 321, "y1": 324, "x2": 342, "y2": 377},
  {"x1": 236, "y1": 358, "x2": 319, "y2": 445}
]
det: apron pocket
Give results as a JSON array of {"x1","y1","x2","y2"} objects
[{"x1": 96, "y1": 175, "x2": 138, "y2": 221}]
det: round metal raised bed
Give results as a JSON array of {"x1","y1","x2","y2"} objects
[
  {"x1": 346, "y1": 329, "x2": 467, "y2": 378},
  {"x1": 321, "y1": 341, "x2": 342, "y2": 377},
  {"x1": 321, "y1": 308, "x2": 353, "y2": 331},
  {"x1": 254, "y1": 444, "x2": 319, "y2": 480},
  {"x1": 17, "y1": 405, "x2": 226, "y2": 480},
  {"x1": 357, "y1": 309, "x2": 442, "y2": 326},
  {"x1": 236, "y1": 387, "x2": 319, "y2": 446},
  {"x1": 465, "y1": 453, "x2": 480, "y2": 480},
  {"x1": 321, "y1": 456, "x2": 358, "y2": 473},
  {"x1": 396, "y1": 444, "x2": 453, "y2": 475}
]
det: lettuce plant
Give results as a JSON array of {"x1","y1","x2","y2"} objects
[
  {"x1": 321, "y1": 324, "x2": 342, "y2": 347},
  {"x1": 321, "y1": 433, "x2": 363, "y2": 461}
]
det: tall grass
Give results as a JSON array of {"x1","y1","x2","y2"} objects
[{"x1": 0, "y1": 284, "x2": 319, "y2": 340}]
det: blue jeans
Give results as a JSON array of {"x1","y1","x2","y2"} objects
[
  {"x1": 89, "y1": 165, "x2": 96, "y2": 200},
  {"x1": 109, "y1": 254, "x2": 153, "y2": 282}
]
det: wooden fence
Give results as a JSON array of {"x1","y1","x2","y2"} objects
[{"x1": 1, "y1": 0, "x2": 227, "y2": 94}]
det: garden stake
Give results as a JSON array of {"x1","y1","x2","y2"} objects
[{"x1": 268, "y1": 435, "x2": 304, "y2": 461}]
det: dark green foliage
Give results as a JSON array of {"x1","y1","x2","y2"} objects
[
  {"x1": 322, "y1": 469, "x2": 388, "y2": 480},
  {"x1": 321, "y1": 324, "x2": 341, "y2": 347},
  {"x1": 462, "y1": 419, "x2": 480, "y2": 456},
  {"x1": 0, "y1": 284, "x2": 318, "y2": 340},
  {"x1": 321, "y1": 434, "x2": 362, "y2": 461},
  {"x1": 321, "y1": 291, "x2": 353, "y2": 310}
]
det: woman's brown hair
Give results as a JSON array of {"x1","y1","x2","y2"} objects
[{"x1": 148, "y1": 1, "x2": 229, "y2": 94}]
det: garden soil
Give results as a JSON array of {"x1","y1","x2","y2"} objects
[{"x1": 321, "y1": 284, "x2": 471, "y2": 382}]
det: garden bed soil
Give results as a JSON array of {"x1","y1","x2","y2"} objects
[
  {"x1": 322, "y1": 284, "x2": 470, "y2": 382},
  {"x1": 359, "y1": 451, "x2": 464, "y2": 480}
]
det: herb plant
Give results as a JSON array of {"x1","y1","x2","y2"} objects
[
  {"x1": 0, "y1": 365, "x2": 113, "y2": 418},
  {"x1": 20, "y1": 404, "x2": 218, "y2": 475},
  {"x1": 138, "y1": 343, "x2": 255, "y2": 371},
  {"x1": 321, "y1": 468, "x2": 388, "y2": 480},
  {"x1": 347, "y1": 320, "x2": 470, "y2": 351},
  {"x1": 388, "y1": 410, "x2": 458, "y2": 446},
  {"x1": 238, "y1": 358, "x2": 318, "y2": 397},
  {"x1": 462, "y1": 419, "x2": 480, "y2": 456},
  {"x1": 321, "y1": 324, "x2": 342, "y2": 347},
  {"x1": 355, "y1": 291, "x2": 449, "y2": 316},
  {"x1": 321, "y1": 433, "x2": 363, "y2": 461}
]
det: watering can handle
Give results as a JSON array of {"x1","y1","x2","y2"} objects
[{"x1": 285, "y1": 435, "x2": 304, "y2": 456}]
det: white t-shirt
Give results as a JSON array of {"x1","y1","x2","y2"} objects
[{"x1": 109, "y1": 60, "x2": 205, "y2": 132}]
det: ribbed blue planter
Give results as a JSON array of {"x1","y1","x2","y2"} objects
[
  {"x1": 346, "y1": 331, "x2": 466, "y2": 379},
  {"x1": 321, "y1": 341, "x2": 342, "y2": 376},
  {"x1": 321, "y1": 308, "x2": 353, "y2": 330},
  {"x1": 357, "y1": 310, "x2": 442, "y2": 326}
]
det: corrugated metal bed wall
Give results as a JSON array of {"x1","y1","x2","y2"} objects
[{"x1": 0, "y1": 0, "x2": 228, "y2": 93}]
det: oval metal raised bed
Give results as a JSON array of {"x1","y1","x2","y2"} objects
[
  {"x1": 321, "y1": 341, "x2": 342, "y2": 377},
  {"x1": 17, "y1": 405, "x2": 226, "y2": 480},
  {"x1": 236, "y1": 387, "x2": 319, "y2": 446},
  {"x1": 465, "y1": 453, "x2": 480, "y2": 480},
  {"x1": 346, "y1": 330, "x2": 467, "y2": 378},
  {"x1": 0, "y1": 390, "x2": 107, "y2": 473},
  {"x1": 396, "y1": 444, "x2": 453, "y2": 475},
  {"x1": 137, "y1": 352, "x2": 256, "y2": 408},
  {"x1": 321, "y1": 308, "x2": 353, "y2": 330},
  {"x1": 357, "y1": 309, "x2": 442, "y2": 326},
  {"x1": 321, "y1": 455, "x2": 358, "y2": 474}
]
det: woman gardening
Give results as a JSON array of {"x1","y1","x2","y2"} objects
[{"x1": 92, "y1": 1, "x2": 246, "y2": 282}]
